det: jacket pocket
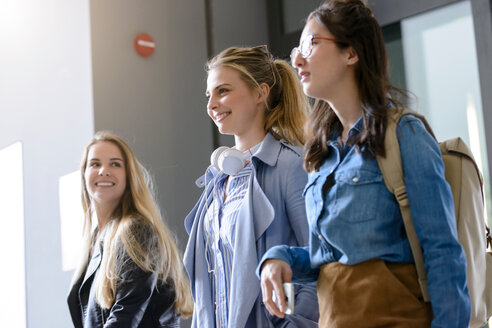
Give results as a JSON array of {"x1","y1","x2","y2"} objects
[{"x1": 303, "y1": 174, "x2": 324, "y2": 225}]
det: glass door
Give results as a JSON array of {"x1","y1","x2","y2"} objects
[{"x1": 398, "y1": 1, "x2": 491, "y2": 228}]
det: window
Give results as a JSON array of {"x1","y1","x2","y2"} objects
[{"x1": 0, "y1": 142, "x2": 26, "y2": 327}]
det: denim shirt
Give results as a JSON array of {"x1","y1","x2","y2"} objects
[{"x1": 259, "y1": 115, "x2": 470, "y2": 327}]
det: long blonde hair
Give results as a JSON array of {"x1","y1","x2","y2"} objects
[
  {"x1": 207, "y1": 45, "x2": 310, "y2": 145},
  {"x1": 73, "y1": 131, "x2": 193, "y2": 317}
]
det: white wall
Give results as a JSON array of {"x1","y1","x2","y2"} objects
[{"x1": 0, "y1": 0, "x2": 94, "y2": 327}]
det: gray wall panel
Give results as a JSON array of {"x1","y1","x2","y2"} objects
[
  {"x1": 207, "y1": 0, "x2": 270, "y2": 147},
  {"x1": 89, "y1": 0, "x2": 212, "y2": 255}
]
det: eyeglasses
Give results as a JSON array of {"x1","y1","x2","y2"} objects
[{"x1": 290, "y1": 34, "x2": 340, "y2": 62}]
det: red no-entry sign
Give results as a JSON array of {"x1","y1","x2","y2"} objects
[{"x1": 134, "y1": 33, "x2": 155, "y2": 57}]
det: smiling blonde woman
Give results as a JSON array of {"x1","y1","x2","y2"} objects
[
  {"x1": 183, "y1": 46, "x2": 319, "y2": 328},
  {"x1": 68, "y1": 131, "x2": 193, "y2": 327}
]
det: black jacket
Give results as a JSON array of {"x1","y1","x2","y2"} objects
[{"x1": 67, "y1": 238, "x2": 179, "y2": 327}]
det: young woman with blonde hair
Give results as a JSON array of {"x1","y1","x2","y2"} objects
[
  {"x1": 183, "y1": 45, "x2": 319, "y2": 327},
  {"x1": 67, "y1": 131, "x2": 193, "y2": 327}
]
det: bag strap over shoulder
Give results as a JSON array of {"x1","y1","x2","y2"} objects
[{"x1": 376, "y1": 107, "x2": 431, "y2": 302}]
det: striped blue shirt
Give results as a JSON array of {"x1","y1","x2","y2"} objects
[{"x1": 203, "y1": 162, "x2": 253, "y2": 328}]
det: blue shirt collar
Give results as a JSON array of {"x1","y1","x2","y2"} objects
[
  {"x1": 351, "y1": 115, "x2": 364, "y2": 134},
  {"x1": 329, "y1": 115, "x2": 364, "y2": 143}
]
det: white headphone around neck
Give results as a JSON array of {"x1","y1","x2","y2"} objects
[{"x1": 210, "y1": 146, "x2": 247, "y2": 176}]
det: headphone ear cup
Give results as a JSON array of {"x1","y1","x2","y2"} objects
[
  {"x1": 210, "y1": 146, "x2": 229, "y2": 170},
  {"x1": 218, "y1": 148, "x2": 246, "y2": 176}
]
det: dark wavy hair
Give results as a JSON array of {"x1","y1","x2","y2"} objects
[{"x1": 303, "y1": 0, "x2": 407, "y2": 172}]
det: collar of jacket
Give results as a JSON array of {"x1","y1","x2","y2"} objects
[
  {"x1": 253, "y1": 132, "x2": 286, "y2": 166},
  {"x1": 83, "y1": 233, "x2": 104, "y2": 286}
]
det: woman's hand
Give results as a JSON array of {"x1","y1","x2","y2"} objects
[{"x1": 260, "y1": 259, "x2": 293, "y2": 318}]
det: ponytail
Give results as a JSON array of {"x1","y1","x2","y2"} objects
[{"x1": 265, "y1": 60, "x2": 310, "y2": 145}]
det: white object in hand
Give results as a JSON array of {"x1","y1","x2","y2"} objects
[{"x1": 272, "y1": 282, "x2": 295, "y2": 315}]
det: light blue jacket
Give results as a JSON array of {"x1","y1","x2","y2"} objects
[{"x1": 184, "y1": 132, "x2": 319, "y2": 328}]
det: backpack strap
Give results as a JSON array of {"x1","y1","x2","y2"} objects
[{"x1": 376, "y1": 107, "x2": 431, "y2": 302}]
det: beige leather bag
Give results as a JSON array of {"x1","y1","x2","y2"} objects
[{"x1": 377, "y1": 108, "x2": 492, "y2": 327}]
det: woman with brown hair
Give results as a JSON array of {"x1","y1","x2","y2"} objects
[{"x1": 259, "y1": 1, "x2": 470, "y2": 327}]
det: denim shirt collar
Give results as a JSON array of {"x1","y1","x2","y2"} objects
[
  {"x1": 328, "y1": 115, "x2": 364, "y2": 144},
  {"x1": 350, "y1": 115, "x2": 364, "y2": 135},
  {"x1": 304, "y1": 115, "x2": 364, "y2": 196}
]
